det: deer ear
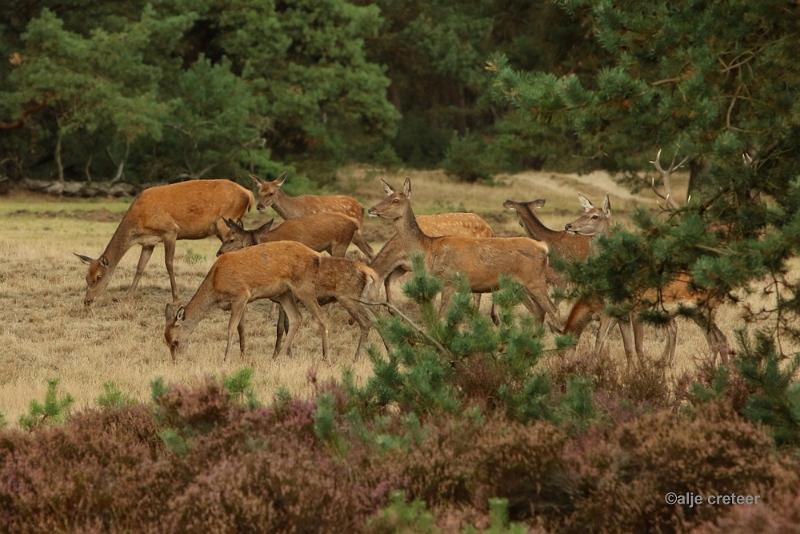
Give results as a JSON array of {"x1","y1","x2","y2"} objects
[
  {"x1": 74, "y1": 253, "x2": 94, "y2": 265},
  {"x1": 224, "y1": 218, "x2": 237, "y2": 230},
  {"x1": 530, "y1": 198, "x2": 546, "y2": 209},
  {"x1": 402, "y1": 177, "x2": 412, "y2": 199},
  {"x1": 249, "y1": 173, "x2": 263, "y2": 187},
  {"x1": 381, "y1": 178, "x2": 395, "y2": 196},
  {"x1": 275, "y1": 171, "x2": 287, "y2": 187},
  {"x1": 577, "y1": 193, "x2": 594, "y2": 212},
  {"x1": 602, "y1": 194, "x2": 611, "y2": 216},
  {"x1": 176, "y1": 305, "x2": 186, "y2": 322},
  {"x1": 99, "y1": 256, "x2": 109, "y2": 267}
]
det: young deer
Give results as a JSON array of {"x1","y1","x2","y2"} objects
[
  {"x1": 76, "y1": 179, "x2": 254, "y2": 306},
  {"x1": 216, "y1": 227, "x2": 384, "y2": 360},
  {"x1": 250, "y1": 172, "x2": 374, "y2": 259},
  {"x1": 368, "y1": 178, "x2": 559, "y2": 326},
  {"x1": 503, "y1": 197, "x2": 591, "y2": 286},
  {"x1": 216, "y1": 213, "x2": 358, "y2": 257},
  {"x1": 164, "y1": 241, "x2": 330, "y2": 361},
  {"x1": 372, "y1": 207, "x2": 495, "y2": 304}
]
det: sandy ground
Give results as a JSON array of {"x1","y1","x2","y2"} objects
[{"x1": 0, "y1": 167, "x2": 791, "y2": 424}]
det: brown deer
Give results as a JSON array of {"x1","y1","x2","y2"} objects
[
  {"x1": 503, "y1": 197, "x2": 592, "y2": 286},
  {"x1": 372, "y1": 203, "x2": 495, "y2": 305},
  {"x1": 216, "y1": 213, "x2": 358, "y2": 257},
  {"x1": 164, "y1": 241, "x2": 330, "y2": 361},
  {"x1": 216, "y1": 227, "x2": 385, "y2": 360},
  {"x1": 561, "y1": 176, "x2": 730, "y2": 365},
  {"x1": 367, "y1": 178, "x2": 559, "y2": 325},
  {"x1": 76, "y1": 179, "x2": 254, "y2": 306},
  {"x1": 250, "y1": 172, "x2": 374, "y2": 259}
]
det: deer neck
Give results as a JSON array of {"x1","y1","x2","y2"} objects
[
  {"x1": 272, "y1": 189, "x2": 296, "y2": 219},
  {"x1": 588, "y1": 221, "x2": 611, "y2": 254},
  {"x1": 180, "y1": 274, "x2": 218, "y2": 333},
  {"x1": 245, "y1": 231, "x2": 262, "y2": 246},
  {"x1": 100, "y1": 217, "x2": 136, "y2": 269},
  {"x1": 394, "y1": 203, "x2": 430, "y2": 252},
  {"x1": 517, "y1": 205, "x2": 564, "y2": 244}
]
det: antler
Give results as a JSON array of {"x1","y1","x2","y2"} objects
[{"x1": 649, "y1": 148, "x2": 689, "y2": 211}]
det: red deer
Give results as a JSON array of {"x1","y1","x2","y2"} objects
[
  {"x1": 372, "y1": 205, "x2": 495, "y2": 305},
  {"x1": 216, "y1": 227, "x2": 385, "y2": 360},
  {"x1": 76, "y1": 179, "x2": 254, "y2": 306},
  {"x1": 164, "y1": 241, "x2": 330, "y2": 361},
  {"x1": 250, "y1": 172, "x2": 374, "y2": 259},
  {"x1": 367, "y1": 178, "x2": 559, "y2": 326},
  {"x1": 216, "y1": 213, "x2": 358, "y2": 257},
  {"x1": 561, "y1": 187, "x2": 730, "y2": 366}
]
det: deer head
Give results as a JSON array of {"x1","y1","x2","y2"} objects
[
  {"x1": 250, "y1": 171, "x2": 287, "y2": 211},
  {"x1": 216, "y1": 218, "x2": 273, "y2": 256},
  {"x1": 164, "y1": 302, "x2": 187, "y2": 361},
  {"x1": 74, "y1": 253, "x2": 111, "y2": 306},
  {"x1": 368, "y1": 178, "x2": 412, "y2": 220},
  {"x1": 564, "y1": 194, "x2": 612, "y2": 236}
]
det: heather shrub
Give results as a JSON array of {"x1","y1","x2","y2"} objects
[
  {"x1": 565, "y1": 403, "x2": 781, "y2": 532},
  {"x1": 398, "y1": 414, "x2": 574, "y2": 523},
  {"x1": 0, "y1": 405, "x2": 168, "y2": 531}
]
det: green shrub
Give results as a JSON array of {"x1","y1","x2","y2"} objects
[
  {"x1": 442, "y1": 131, "x2": 494, "y2": 182},
  {"x1": 95, "y1": 381, "x2": 135, "y2": 409},
  {"x1": 18, "y1": 379, "x2": 74, "y2": 430}
]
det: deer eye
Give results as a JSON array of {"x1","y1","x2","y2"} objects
[
  {"x1": 391, "y1": 198, "x2": 399, "y2": 203},
  {"x1": 591, "y1": 215, "x2": 599, "y2": 219}
]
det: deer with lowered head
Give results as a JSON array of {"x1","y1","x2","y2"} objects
[
  {"x1": 367, "y1": 178, "x2": 560, "y2": 326},
  {"x1": 250, "y1": 172, "x2": 374, "y2": 259},
  {"x1": 76, "y1": 179, "x2": 254, "y2": 306},
  {"x1": 164, "y1": 241, "x2": 330, "y2": 361},
  {"x1": 216, "y1": 221, "x2": 385, "y2": 360},
  {"x1": 216, "y1": 212, "x2": 358, "y2": 257}
]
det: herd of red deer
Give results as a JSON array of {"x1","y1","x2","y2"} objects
[{"x1": 75, "y1": 161, "x2": 730, "y2": 366}]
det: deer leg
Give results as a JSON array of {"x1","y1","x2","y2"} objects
[
  {"x1": 338, "y1": 298, "x2": 371, "y2": 360},
  {"x1": 618, "y1": 316, "x2": 637, "y2": 369},
  {"x1": 439, "y1": 284, "x2": 456, "y2": 317},
  {"x1": 660, "y1": 320, "x2": 677, "y2": 366},
  {"x1": 238, "y1": 308, "x2": 247, "y2": 357},
  {"x1": 275, "y1": 293, "x2": 302, "y2": 359},
  {"x1": 526, "y1": 287, "x2": 560, "y2": 330},
  {"x1": 163, "y1": 235, "x2": 178, "y2": 301},
  {"x1": 351, "y1": 229, "x2": 374, "y2": 260},
  {"x1": 128, "y1": 245, "x2": 155, "y2": 296},
  {"x1": 632, "y1": 316, "x2": 645, "y2": 361},
  {"x1": 274, "y1": 305, "x2": 287, "y2": 359},
  {"x1": 224, "y1": 298, "x2": 247, "y2": 361},
  {"x1": 594, "y1": 314, "x2": 617, "y2": 356},
  {"x1": 295, "y1": 289, "x2": 330, "y2": 360}
]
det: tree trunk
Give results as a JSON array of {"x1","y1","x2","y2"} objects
[
  {"x1": 55, "y1": 126, "x2": 65, "y2": 183},
  {"x1": 111, "y1": 140, "x2": 130, "y2": 184},
  {"x1": 84, "y1": 154, "x2": 93, "y2": 182}
]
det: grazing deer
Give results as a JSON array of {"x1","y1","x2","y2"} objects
[
  {"x1": 216, "y1": 227, "x2": 385, "y2": 360},
  {"x1": 75, "y1": 179, "x2": 254, "y2": 306},
  {"x1": 250, "y1": 172, "x2": 374, "y2": 259},
  {"x1": 367, "y1": 178, "x2": 559, "y2": 326},
  {"x1": 372, "y1": 207, "x2": 495, "y2": 305},
  {"x1": 216, "y1": 213, "x2": 358, "y2": 257},
  {"x1": 164, "y1": 241, "x2": 330, "y2": 361}
]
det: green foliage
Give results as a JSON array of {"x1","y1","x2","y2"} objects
[
  {"x1": 96, "y1": 382, "x2": 135, "y2": 409},
  {"x1": 736, "y1": 332, "x2": 800, "y2": 446},
  {"x1": 150, "y1": 376, "x2": 167, "y2": 401},
  {"x1": 366, "y1": 491, "x2": 438, "y2": 534},
  {"x1": 442, "y1": 130, "x2": 493, "y2": 182},
  {"x1": 1, "y1": 0, "x2": 397, "y2": 182},
  {"x1": 158, "y1": 428, "x2": 189, "y2": 456},
  {"x1": 222, "y1": 367, "x2": 259, "y2": 409},
  {"x1": 18, "y1": 379, "x2": 74, "y2": 430}
]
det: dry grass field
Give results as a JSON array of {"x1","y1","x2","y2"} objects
[{"x1": 0, "y1": 166, "x2": 793, "y2": 424}]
